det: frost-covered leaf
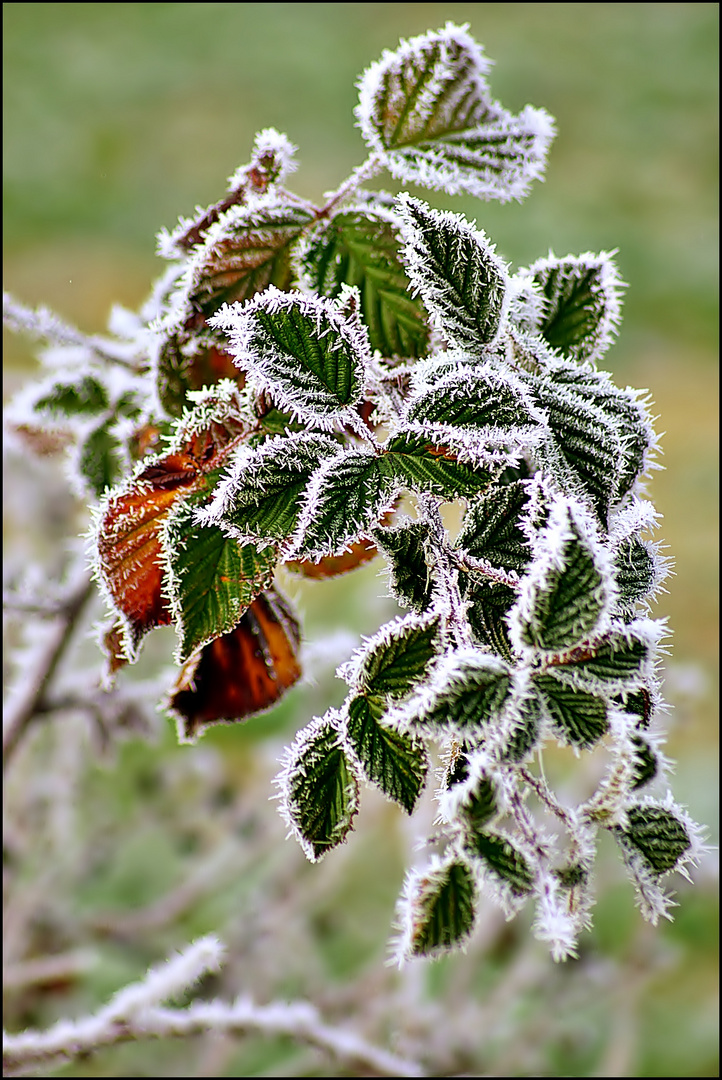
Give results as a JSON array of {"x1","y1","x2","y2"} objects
[
  {"x1": 521, "y1": 252, "x2": 625, "y2": 363},
  {"x1": 534, "y1": 672, "x2": 609, "y2": 748},
  {"x1": 290, "y1": 447, "x2": 398, "y2": 559},
  {"x1": 629, "y1": 734, "x2": 660, "y2": 791},
  {"x1": 299, "y1": 205, "x2": 430, "y2": 358},
  {"x1": 94, "y1": 454, "x2": 205, "y2": 655},
  {"x1": 351, "y1": 614, "x2": 441, "y2": 699},
  {"x1": 466, "y1": 831, "x2": 534, "y2": 895},
  {"x1": 356, "y1": 23, "x2": 554, "y2": 201},
  {"x1": 615, "y1": 686, "x2": 654, "y2": 731},
  {"x1": 345, "y1": 695, "x2": 428, "y2": 814},
  {"x1": 500, "y1": 687, "x2": 543, "y2": 762},
  {"x1": 617, "y1": 804, "x2": 691, "y2": 875},
  {"x1": 168, "y1": 587, "x2": 301, "y2": 740},
  {"x1": 280, "y1": 717, "x2": 360, "y2": 862},
  {"x1": 401, "y1": 366, "x2": 538, "y2": 467},
  {"x1": 383, "y1": 430, "x2": 492, "y2": 499},
  {"x1": 397, "y1": 195, "x2": 509, "y2": 350},
  {"x1": 510, "y1": 501, "x2": 611, "y2": 656},
  {"x1": 532, "y1": 363, "x2": 655, "y2": 521},
  {"x1": 210, "y1": 287, "x2": 369, "y2": 428},
  {"x1": 400, "y1": 856, "x2": 477, "y2": 959},
  {"x1": 393, "y1": 648, "x2": 512, "y2": 739},
  {"x1": 456, "y1": 479, "x2": 531, "y2": 573},
  {"x1": 170, "y1": 201, "x2": 315, "y2": 325},
  {"x1": 163, "y1": 491, "x2": 276, "y2": 662},
  {"x1": 373, "y1": 519, "x2": 434, "y2": 612},
  {"x1": 463, "y1": 579, "x2": 517, "y2": 663},
  {"x1": 201, "y1": 432, "x2": 341, "y2": 548},
  {"x1": 548, "y1": 620, "x2": 659, "y2": 693},
  {"x1": 614, "y1": 535, "x2": 662, "y2": 610}
]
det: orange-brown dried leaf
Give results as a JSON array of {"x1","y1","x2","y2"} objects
[
  {"x1": 169, "y1": 588, "x2": 302, "y2": 739},
  {"x1": 286, "y1": 538, "x2": 380, "y2": 579}
]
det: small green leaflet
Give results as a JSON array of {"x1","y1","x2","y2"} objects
[
  {"x1": 466, "y1": 831, "x2": 534, "y2": 895},
  {"x1": 345, "y1": 695, "x2": 428, "y2": 814},
  {"x1": 401, "y1": 366, "x2": 537, "y2": 467},
  {"x1": 356, "y1": 24, "x2": 554, "y2": 201},
  {"x1": 403, "y1": 857, "x2": 477, "y2": 958},
  {"x1": 456, "y1": 479, "x2": 532, "y2": 574},
  {"x1": 614, "y1": 535, "x2": 660, "y2": 609},
  {"x1": 383, "y1": 431, "x2": 492, "y2": 499},
  {"x1": 354, "y1": 616, "x2": 441, "y2": 699},
  {"x1": 523, "y1": 251, "x2": 624, "y2": 364},
  {"x1": 397, "y1": 195, "x2": 509, "y2": 350},
  {"x1": 617, "y1": 804, "x2": 690, "y2": 875},
  {"x1": 533, "y1": 673, "x2": 609, "y2": 749},
  {"x1": 629, "y1": 734, "x2": 659, "y2": 791},
  {"x1": 548, "y1": 624, "x2": 652, "y2": 692},
  {"x1": 290, "y1": 448, "x2": 398, "y2": 559},
  {"x1": 398, "y1": 649, "x2": 512, "y2": 739},
  {"x1": 512, "y1": 508, "x2": 608, "y2": 655},
  {"x1": 463, "y1": 580, "x2": 517, "y2": 663},
  {"x1": 205, "y1": 433, "x2": 341, "y2": 547},
  {"x1": 372, "y1": 519, "x2": 434, "y2": 612},
  {"x1": 281, "y1": 718, "x2": 360, "y2": 862},
  {"x1": 210, "y1": 287, "x2": 370, "y2": 428},
  {"x1": 300, "y1": 206, "x2": 430, "y2": 358},
  {"x1": 163, "y1": 491, "x2": 276, "y2": 662}
]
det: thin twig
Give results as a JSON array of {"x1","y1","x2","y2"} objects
[{"x1": 2, "y1": 576, "x2": 95, "y2": 768}]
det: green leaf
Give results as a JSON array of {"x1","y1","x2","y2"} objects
[
  {"x1": 77, "y1": 418, "x2": 123, "y2": 497},
  {"x1": 549, "y1": 627, "x2": 651, "y2": 691},
  {"x1": 403, "y1": 857, "x2": 477, "y2": 958},
  {"x1": 617, "y1": 804, "x2": 690, "y2": 874},
  {"x1": 614, "y1": 535, "x2": 660, "y2": 609},
  {"x1": 357, "y1": 24, "x2": 554, "y2": 201},
  {"x1": 525, "y1": 252, "x2": 624, "y2": 363},
  {"x1": 356, "y1": 616, "x2": 440, "y2": 699},
  {"x1": 211, "y1": 287, "x2": 369, "y2": 427},
  {"x1": 514, "y1": 511, "x2": 607, "y2": 654},
  {"x1": 345, "y1": 695, "x2": 428, "y2": 814},
  {"x1": 291, "y1": 448, "x2": 398, "y2": 559},
  {"x1": 405, "y1": 367, "x2": 535, "y2": 438},
  {"x1": 372, "y1": 519, "x2": 434, "y2": 612},
  {"x1": 300, "y1": 206, "x2": 430, "y2": 358},
  {"x1": 384, "y1": 430, "x2": 492, "y2": 499},
  {"x1": 402, "y1": 649, "x2": 512, "y2": 739},
  {"x1": 456, "y1": 479, "x2": 532, "y2": 573},
  {"x1": 533, "y1": 364, "x2": 653, "y2": 519},
  {"x1": 466, "y1": 831, "x2": 534, "y2": 895},
  {"x1": 534, "y1": 672, "x2": 609, "y2": 748},
  {"x1": 282, "y1": 719, "x2": 360, "y2": 862},
  {"x1": 35, "y1": 374, "x2": 110, "y2": 416},
  {"x1": 463, "y1": 579, "x2": 517, "y2": 663},
  {"x1": 457, "y1": 776, "x2": 499, "y2": 832},
  {"x1": 501, "y1": 689, "x2": 543, "y2": 763},
  {"x1": 206, "y1": 433, "x2": 340, "y2": 547},
  {"x1": 164, "y1": 493, "x2": 276, "y2": 661},
  {"x1": 614, "y1": 687, "x2": 653, "y2": 730},
  {"x1": 629, "y1": 734, "x2": 659, "y2": 791},
  {"x1": 397, "y1": 195, "x2": 508, "y2": 350}
]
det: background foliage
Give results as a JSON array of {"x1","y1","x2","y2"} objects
[{"x1": 3, "y1": 3, "x2": 718, "y2": 1076}]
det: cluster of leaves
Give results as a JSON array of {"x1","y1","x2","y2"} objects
[{"x1": 4, "y1": 23, "x2": 705, "y2": 962}]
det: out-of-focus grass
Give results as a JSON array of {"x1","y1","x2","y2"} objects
[{"x1": 3, "y1": 4, "x2": 718, "y2": 1076}]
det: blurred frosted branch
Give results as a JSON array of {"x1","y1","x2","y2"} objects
[
  {"x1": 3, "y1": 935, "x2": 426, "y2": 1078},
  {"x1": 2, "y1": 292, "x2": 144, "y2": 371},
  {"x1": 2, "y1": 575, "x2": 95, "y2": 768}
]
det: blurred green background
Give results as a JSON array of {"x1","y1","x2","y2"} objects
[{"x1": 3, "y1": 4, "x2": 718, "y2": 1076}]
